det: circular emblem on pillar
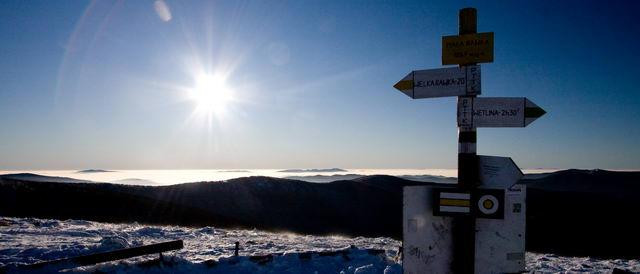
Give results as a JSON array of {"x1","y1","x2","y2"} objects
[{"x1": 478, "y1": 194, "x2": 499, "y2": 214}]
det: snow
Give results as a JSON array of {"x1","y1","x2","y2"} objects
[
  {"x1": 0, "y1": 217, "x2": 400, "y2": 273},
  {"x1": 1, "y1": 217, "x2": 639, "y2": 273},
  {"x1": 527, "y1": 253, "x2": 640, "y2": 273}
]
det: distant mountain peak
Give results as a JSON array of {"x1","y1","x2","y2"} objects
[
  {"x1": 277, "y1": 168, "x2": 347, "y2": 173},
  {"x1": 77, "y1": 169, "x2": 114, "y2": 173}
]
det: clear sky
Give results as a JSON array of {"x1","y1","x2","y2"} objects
[{"x1": 1, "y1": 0, "x2": 639, "y2": 170}]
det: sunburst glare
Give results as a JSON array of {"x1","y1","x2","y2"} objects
[{"x1": 189, "y1": 73, "x2": 233, "y2": 116}]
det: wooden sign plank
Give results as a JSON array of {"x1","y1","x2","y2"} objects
[
  {"x1": 394, "y1": 65, "x2": 481, "y2": 99},
  {"x1": 477, "y1": 155, "x2": 523, "y2": 189},
  {"x1": 475, "y1": 184, "x2": 526, "y2": 273},
  {"x1": 457, "y1": 97, "x2": 545, "y2": 127},
  {"x1": 442, "y1": 32, "x2": 494, "y2": 65}
]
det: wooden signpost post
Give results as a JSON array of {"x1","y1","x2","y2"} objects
[
  {"x1": 454, "y1": 8, "x2": 481, "y2": 274},
  {"x1": 396, "y1": 7, "x2": 546, "y2": 274}
]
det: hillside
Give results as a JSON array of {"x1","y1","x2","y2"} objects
[{"x1": 1, "y1": 169, "x2": 639, "y2": 257}]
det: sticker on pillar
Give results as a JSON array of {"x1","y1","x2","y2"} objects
[
  {"x1": 473, "y1": 189, "x2": 504, "y2": 219},
  {"x1": 433, "y1": 189, "x2": 471, "y2": 217}
]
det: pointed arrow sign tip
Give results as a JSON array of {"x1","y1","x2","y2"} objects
[
  {"x1": 393, "y1": 72, "x2": 414, "y2": 98},
  {"x1": 524, "y1": 98, "x2": 546, "y2": 126},
  {"x1": 478, "y1": 155, "x2": 523, "y2": 188}
]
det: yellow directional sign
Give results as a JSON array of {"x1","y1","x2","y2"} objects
[{"x1": 442, "y1": 32, "x2": 494, "y2": 65}]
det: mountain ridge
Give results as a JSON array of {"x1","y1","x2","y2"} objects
[{"x1": 1, "y1": 169, "x2": 639, "y2": 258}]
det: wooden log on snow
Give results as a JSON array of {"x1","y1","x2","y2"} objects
[{"x1": 25, "y1": 240, "x2": 184, "y2": 270}]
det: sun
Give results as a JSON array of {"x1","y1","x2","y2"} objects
[{"x1": 189, "y1": 74, "x2": 233, "y2": 115}]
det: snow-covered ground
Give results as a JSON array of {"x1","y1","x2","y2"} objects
[
  {"x1": 0, "y1": 217, "x2": 401, "y2": 273},
  {"x1": 0, "y1": 217, "x2": 638, "y2": 273}
]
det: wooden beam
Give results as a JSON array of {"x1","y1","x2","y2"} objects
[{"x1": 26, "y1": 240, "x2": 184, "y2": 271}]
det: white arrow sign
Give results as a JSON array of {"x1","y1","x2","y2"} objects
[
  {"x1": 477, "y1": 155, "x2": 523, "y2": 189},
  {"x1": 394, "y1": 65, "x2": 480, "y2": 99},
  {"x1": 458, "y1": 97, "x2": 545, "y2": 127}
]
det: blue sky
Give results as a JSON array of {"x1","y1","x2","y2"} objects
[{"x1": 1, "y1": 0, "x2": 639, "y2": 170}]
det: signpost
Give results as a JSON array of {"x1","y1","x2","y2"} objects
[
  {"x1": 396, "y1": 7, "x2": 546, "y2": 274},
  {"x1": 477, "y1": 155, "x2": 523, "y2": 189},
  {"x1": 457, "y1": 97, "x2": 546, "y2": 127},
  {"x1": 393, "y1": 66, "x2": 481, "y2": 99},
  {"x1": 442, "y1": 32, "x2": 494, "y2": 65}
]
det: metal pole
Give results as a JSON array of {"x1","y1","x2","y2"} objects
[{"x1": 453, "y1": 7, "x2": 478, "y2": 274}]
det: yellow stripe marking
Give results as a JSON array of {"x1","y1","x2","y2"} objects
[{"x1": 440, "y1": 199, "x2": 470, "y2": 207}]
